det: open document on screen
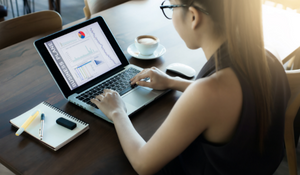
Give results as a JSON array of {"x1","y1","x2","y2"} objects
[{"x1": 44, "y1": 22, "x2": 122, "y2": 90}]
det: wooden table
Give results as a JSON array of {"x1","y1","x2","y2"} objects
[
  {"x1": 0, "y1": 1, "x2": 299, "y2": 174},
  {"x1": 0, "y1": 1, "x2": 204, "y2": 174}
]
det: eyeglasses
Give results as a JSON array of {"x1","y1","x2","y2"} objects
[{"x1": 160, "y1": 0, "x2": 209, "y2": 20}]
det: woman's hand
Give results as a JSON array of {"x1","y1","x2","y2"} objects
[
  {"x1": 130, "y1": 67, "x2": 172, "y2": 90},
  {"x1": 91, "y1": 89, "x2": 127, "y2": 121}
]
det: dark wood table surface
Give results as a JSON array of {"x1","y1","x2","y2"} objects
[
  {"x1": 0, "y1": 1, "x2": 299, "y2": 174},
  {"x1": 0, "y1": 1, "x2": 204, "y2": 174}
]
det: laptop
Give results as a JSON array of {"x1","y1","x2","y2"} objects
[{"x1": 34, "y1": 16, "x2": 168, "y2": 123}]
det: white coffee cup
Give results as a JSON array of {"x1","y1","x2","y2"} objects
[{"x1": 135, "y1": 35, "x2": 159, "y2": 56}]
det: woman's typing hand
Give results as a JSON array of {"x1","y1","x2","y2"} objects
[{"x1": 130, "y1": 67, "x2": 172, "y2": 90}]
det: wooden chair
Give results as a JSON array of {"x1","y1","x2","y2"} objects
[
  {"x1": 284, "y1": 55, "x2": 300, "y2": 175},
  {"x1": 263, "y1": 0, "x2": 300, "y2": 70},
  {"x1": 83, "y1": 0, "x2": 130, "y2": 19},
  {"x1": 0, "y1": 10, "x2": 62, "y2": 50},
  {"x1": 285, "y1": 47, "x2": 300, "y2": 70}
]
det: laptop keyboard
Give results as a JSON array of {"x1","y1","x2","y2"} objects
[{"x1": 76, "y1": 68, "x2": 147, "y2": 108}]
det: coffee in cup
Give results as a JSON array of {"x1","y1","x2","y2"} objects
[{"x1": 135, "y1": 35, "x2": 159, "y2": 56}]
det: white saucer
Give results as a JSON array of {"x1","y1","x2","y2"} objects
[{"x1": 127, "y1": 43, "x2": 166, "y2": 60}]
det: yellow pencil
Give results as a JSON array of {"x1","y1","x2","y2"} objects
[{"x1": 15, "y1": 110, "x2": 40, "y2": 136}]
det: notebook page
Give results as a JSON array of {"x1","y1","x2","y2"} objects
[{"x1": 10, "y1": 102, "x2": 88, "y2": 150}]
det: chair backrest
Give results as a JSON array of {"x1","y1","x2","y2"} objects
[
  {"x1": 284, "y1": 68, "x2": 300, "y2": 175},
  {"x1": 0, "y1": 10, "x2": 62, "y2": 50},
  {"x1": 83, "y1": 0, "x2": 130, "y2": 19}
]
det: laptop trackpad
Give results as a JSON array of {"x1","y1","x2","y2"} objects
[{"x1": 122, "y1": 86, "x2": 158, "y2": 107}]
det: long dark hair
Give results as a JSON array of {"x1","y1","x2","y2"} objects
[{"x1": 179, "y1": 0, "x2": 272, "y2": 151}]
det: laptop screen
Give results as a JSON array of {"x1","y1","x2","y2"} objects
[{"x1": 44, "y1": 22, "x2": 122, "y2": 91}]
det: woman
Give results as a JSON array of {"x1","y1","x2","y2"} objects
[{"x1": 91, "y1": 0, "x2": 291, "y2": 174}]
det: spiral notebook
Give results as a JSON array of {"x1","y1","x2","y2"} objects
[{"x1": 10, "y1": 101, "x2": 89, "y2": 151}]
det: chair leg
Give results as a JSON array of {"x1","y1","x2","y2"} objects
[
  {"x1": 9, "y1": 0, "x2": 14, "y2": 18},
  {"x1": 48, "y1": 0, "x2": 60, "y2": 14},
  {"x1": 83, "y1": 0, "x2": 91, "y2": 19},
  {"x1": 285, "y1": 125, "x2": 298, "y2": 175},
  {"x1": 15, "y1": 0, "x2": 19, "y2": 16},
  {"x1": 293, "y1": 48, "x2": 300, "y2": 69},
  {"x1": 294, "y1": 108, "x2": 300, "y2": 147},
  {"x1": 56, "y1": 0, "x2": 60, "y2": 14},
  {"x1": 287, "y1": 56, "x2": 295, "y2": 70},
  {"x1": 285, "y1": 94, "x2": 300, "y2": 175}
]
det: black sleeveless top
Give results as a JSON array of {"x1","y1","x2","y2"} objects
[{"x1": 156, "y1": 44, "x2": 291, "y2": 175}]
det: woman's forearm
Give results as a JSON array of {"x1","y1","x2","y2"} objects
[
  {"x1": 111, "y1": 111, "x2": 147, "y2": 174},
  {"x1": 168, "y1": 76, "x2": 194, "y2": 92}
]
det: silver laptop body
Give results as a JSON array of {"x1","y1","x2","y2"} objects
[
  {"x1": 68, "y1": 64, "x2": 166, "y2": 123},
  {"x1": 34, "y1": 16, "x2": 168, "y2": 123}
]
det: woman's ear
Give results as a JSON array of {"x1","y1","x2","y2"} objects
[{"x1": 188, "y1": 6, "x2": 201, "y2": 30}]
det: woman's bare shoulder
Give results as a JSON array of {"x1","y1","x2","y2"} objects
[
  {"x1": 186, "y1": 68, "x2": 243, "y2": 143},
  {"x1": 191, "y1": 67, "x2": 242, "y2": 105}
]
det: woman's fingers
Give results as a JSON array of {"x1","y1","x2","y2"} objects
[
  {"x1": 130, "y1": 71, "x2": 144, "y2": 84},
  {"x1": 131, "y1": 70, "x2": 152, "y2": 85},
  {"x1": 90, "y1": 98, "x2": 99, "y2": 104},
  {"x1": 103, "y1": 89, "x2": 111, "y2": 93},
  {"x1": 95, "y1": 94, "x2": 105, "y2": 101},
  {"x1": 136, "y1": 80, "x2": 152, "y2": 88},
  {"x1": 130, "y1": 69, "x2": 145, "y2": 83},
  {"x1": 90, "y1": 97, "x2": 102, "y2": 108}
]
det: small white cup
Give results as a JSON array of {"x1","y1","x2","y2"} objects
[{"x1": 135, "y1": 35, "x2": 159, "y2": 56}]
